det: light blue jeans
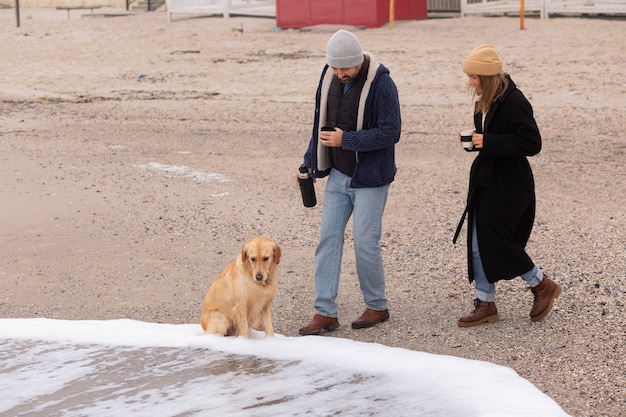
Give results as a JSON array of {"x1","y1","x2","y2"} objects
[
  {"x1": 472, "y1": 216, "x2": 543, "y2": 302},
  {"x1": 313, "y1": 169, "x2": 389, "y2": 317}
]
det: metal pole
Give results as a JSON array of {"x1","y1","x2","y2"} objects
[
  {"x1": 520, "y1": 0, "x2": 525, "y2": 29},
  {"x1": 389, "y1": 0, "x2": 395, "y2": 29},
  {"x1": 15, "y1": 0, "x2": 20, "y2": 27}
]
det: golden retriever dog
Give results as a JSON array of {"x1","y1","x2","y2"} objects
[{"x1": 200, "y1": 236, "x2": 281, "y2": 338}]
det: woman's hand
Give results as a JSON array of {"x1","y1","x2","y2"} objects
[{"x1": 472, "y1": 133, "x2": 484, "y2": 149}]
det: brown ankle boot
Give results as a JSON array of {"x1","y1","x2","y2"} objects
[
  {"x1": 351, "y1": 308, "x2": 390, "y2": 329},
  {"x1": 458, "y1": 298, "x2": 499, "y2": 327},
  {"x1": 529, "y1": 275, "x2": 561, "y2": 322},
  {"x1": 298, "y1": 314, "x2": 339, "y2": 336}
]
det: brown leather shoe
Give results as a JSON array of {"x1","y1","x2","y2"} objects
[
  {"x1": 458, "y1": 299, "x2": 499, "y2": 327},
  {"x1": 530, "y1": 275, "x2": 561, "y2": 322},
  {"x1": 298, "y1": 314, "x2": 339, "y2": 336},
  {"x1": 351, "y1": 308, "x2": 390, "y2": 329}
]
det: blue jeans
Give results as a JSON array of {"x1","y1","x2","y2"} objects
[
  {"x1": 472, "y1": 216, "x2": 543, "y2": 302},
  {"x1": 313, "y1": 169, "x2": 389, "y2": 317}
]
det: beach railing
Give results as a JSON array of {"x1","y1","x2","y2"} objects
[
  {"x1": 165, "y1": 0, "x2": 275, "y2": 22},
  {"x1": 461, "y1": 0, "x2": 546, "y2": 17},
  {"x1": 461, "y1": 0, "x2": 626, "y2": 17},
  {"x1": 548, "y1": 0, "x2": 626, "y2": 15}
]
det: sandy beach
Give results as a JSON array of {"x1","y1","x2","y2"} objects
[{"x1": 1, "y1": 8, "x2": 625, "y2": 416}]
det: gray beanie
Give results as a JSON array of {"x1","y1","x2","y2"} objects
[{"x1": 326, "y1": 30, "x2": 364, "y2": 68}]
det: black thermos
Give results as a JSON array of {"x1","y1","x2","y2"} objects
[{"x1": 298, "y1": 164, "x2": 317, "y2": 208}]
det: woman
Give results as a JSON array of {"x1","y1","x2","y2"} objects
[{"x1": 454, "y1": 44, "x2": 561, "y2": 327}]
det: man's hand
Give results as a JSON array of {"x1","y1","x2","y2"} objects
[{"x1": 320, "y1": 127, "x2": 343, "y2": 147}]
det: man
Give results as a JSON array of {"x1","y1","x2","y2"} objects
[{"x1": 298, "y1": 29, "x2": 401, "y2": 336}]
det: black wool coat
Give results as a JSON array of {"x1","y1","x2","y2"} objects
[{"x1": 458, "y1": 76, "x2": 542, "y2": 284}]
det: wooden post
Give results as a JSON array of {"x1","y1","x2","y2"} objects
[
  {"x1": 389, "y1": 0, "x2": 395, "y2": 29},
  {"x1": 15, "y1": 0, "x2": 20, "y2": 27},
  {"x1": 520, "y1": 0, "x2": 525, "y2": 29}
]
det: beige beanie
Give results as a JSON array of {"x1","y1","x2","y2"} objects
[{"x1": 463, "y1": 44, "x2": 502, "y2": 76}]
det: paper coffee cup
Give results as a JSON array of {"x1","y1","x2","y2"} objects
[{"x1": 460, "y1": 129, "x2": 474, "y2": 149}]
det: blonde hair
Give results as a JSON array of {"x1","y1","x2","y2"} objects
[{"x1": 470, "y1": 73, "x2": 509, "y2": 115}]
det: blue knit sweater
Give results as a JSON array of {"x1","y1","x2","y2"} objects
[{"x1": 303, "y1": 53, "x2": 401, "y2": 188}]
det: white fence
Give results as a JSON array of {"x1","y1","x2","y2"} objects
[
  {"x1": 165, "y1": 0, "x2": 275, "y2": 22},
  {"x1": 548, "y1": 0, "x2": 626, "y2": 15},
  {"x1": 461, "y1": 0, "x2": 626, "y2": 17}
]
